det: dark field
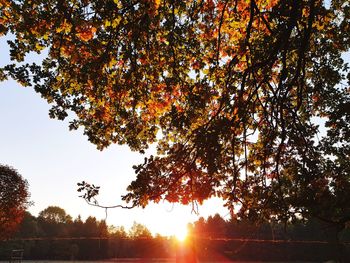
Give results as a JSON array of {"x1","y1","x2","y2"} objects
[
  {"x1": 1, "y1": 238, "x2": 348, "y2": 263},
  {"x1": 0, "y1": 261, "x2": 322, "y2": 263}
]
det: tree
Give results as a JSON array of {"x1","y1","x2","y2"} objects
[
  {"x1": 129, "y1": 222, "x2": 152, "y2": 239},
  {"x1": 71, "y1": 215, "x2": 84, "y2": 237},
  {"x1": 38, "y1": 206, "x2": 72, "y2": 224},
  {"x1": 97, "y1": 220, "x2": 109, "y2": 237},
  {"x1": 0, "y1": 164, "x2": 30, "y2": 240},
  {"x1": 16, "y1": 211, "x2": 42, "y2": 238},
  {"x1": 109, "y1": 225, "x2": 128, "y2": 238},
  {"x1": 38, "y1": 206, "x2": 72, "y2": 237},
  {"x1": 193, "y1": 217, "x2": 207, "y2": 237},
  {"x1": 1, "y1": 0, "x2": 349, "y2": 228},
  {"x1": 206, "y1": 214, "x2": 227, "y2": 238},
  {"x1": 83, "y1": 216, "x2": 100, "y2": 237}
]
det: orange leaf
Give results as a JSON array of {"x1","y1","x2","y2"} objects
[{"x1": 76, "y1": 26, "x2": 97, "y2": 42}]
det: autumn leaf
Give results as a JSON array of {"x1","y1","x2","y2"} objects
[
  {"x1": 154, "y1": 0, "x2": 161, "y2": 9},
  {"x1": 56, "y1": 19, "x2": 72, "y2": 34},
  {"x1": 76, "y1": 25, "x2": 97, "y2": 42}
]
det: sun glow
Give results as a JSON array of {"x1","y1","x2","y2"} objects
[{"x1": 174, "y1": 226, "x2": 188, "y2": 242}]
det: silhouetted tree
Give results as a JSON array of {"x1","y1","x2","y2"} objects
[
  {"x1": 38, "y1": 206, "x2": 72, "y2": 224},
  {"x1": 109, "y1": 225, "x2": 127, "y2": 238},
  {"x1": 83, "y1": 216, "x2": 100, "y2": 237},
  {"x1": 206, "y1": 214, "x2": 227, "y2": 238},
  {"x1": 38, "y1": 206, "x2": 72, "y2": 237},
  {"x1": 71, "y1": 215, "x2": 84, "y2": 237},
  {"x1": 98, "y1": 220, "x2": 108, "y2": 237},
  {"x1": 129, "y1": 222, "x2": 152, "y2": 239},
  {"x1": 193, "y1": 217, "x2": 207, "y2": 237},
  {"x1": 15, "y1": 211, "x2": 42, "y2": 238}
]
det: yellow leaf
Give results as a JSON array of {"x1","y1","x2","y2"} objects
[
  {"x1": 56, "y1": 19, "x2": 72, "y2": 34},
  {"x1": 104, "y1": 20, "x2": 111, "y2": 27},
  {"x1": 108, "y1": 58, "x2": 117, "y2": 68},
  {"x1": 155, "y1": 0, "x2": 161, "y2": 8},
  {"x1": 112, "y1": 17, "x2": 121, "y2": 28},
  {"x1": 35, "y1": 42, "x2": 44, "y2": 51},
  {"x1": 113, "y1": 0, "x2": 122, "y2": 8}
]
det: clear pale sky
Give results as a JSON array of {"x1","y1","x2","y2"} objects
[{"x1": 0, "y1": 37, "x2": 229, "y2": 237}]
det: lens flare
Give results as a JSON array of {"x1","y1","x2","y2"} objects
[{"x1": 175, "y1": 227, "x2": 188, "y2": 242}]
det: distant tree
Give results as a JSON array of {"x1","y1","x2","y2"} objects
[
  {"x1": 129, "y1": 222, "x2": 152, "y2": 239},
  {"x1": 71, "y1": 215, "x2": 84, "y2": 237},
  {"x1": 109, "y1": 225, "x2": 127, "y2": 238},
  {"x1": 193, "y1": 217, "x2": 207, "y2": 237},
  {"x1": 38, "y1": 206, "x2": 72, "y2": 237},
  {"x1": 0, "y1": 164, "x2": 30, "y2": 240},
  {"x1": 206, "y1": 214, "x2": 227, "y2": 238},
  {"x1": 16, "y1": 211, "x2": 42, "y2": 238},
  {"x1": 38, "y1": 206, "x2": 72, "y2": 224},
  {"x1": 83, "y1": 216, "x2": 100, "y2": 237},
  {"x1": 97, "y1": 220, "x2": 108, "y2": 237}
]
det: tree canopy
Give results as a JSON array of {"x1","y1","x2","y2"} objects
[
  {"x1": 0, "y1": 164, "x2": 30, "y2": 240},
  {"x1": 39, "y1": 205, "x2": 73, "y2": 224},
  {"x1": 1, "y1": 0, "x2": 349, "y2": 226},
  {"x1": 129, "y1": 221, "x2": 153, "y2": 238}
]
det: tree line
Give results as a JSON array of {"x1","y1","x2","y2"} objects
[
  {"x1": 0, "y1": 206, "x2": 170, "y2": 260},
  {"x1": 12, "y1": 206, "x2": 350, "y2": 242},
  {"x1": 1, "y1": 207, "x2": 350, "y2": 261},
  {"x1": 14, "y1": 206, "x2": 152, "y2": 239},
  {"x1": 192, "y1": 214, "x2": 350, "y2": 242}
]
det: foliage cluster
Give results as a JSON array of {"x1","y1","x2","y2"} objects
[{"x1": 0, "y1": 164, "x2": 30, "y2": 240}]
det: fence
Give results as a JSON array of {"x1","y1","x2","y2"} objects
[{"x1": 1, "y1": 237, "x2": 349, "y2": 262}]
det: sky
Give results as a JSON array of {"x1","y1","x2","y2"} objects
[{"x1": 0, "y1": 38, "x2": 229, "y2": 237}]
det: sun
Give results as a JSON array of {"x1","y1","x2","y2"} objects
[{"x1": 174, "y1": 226, "x2": 188, "y2": 242}]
